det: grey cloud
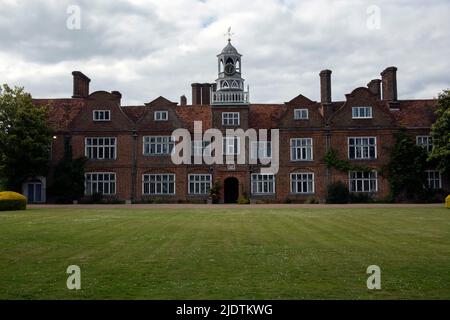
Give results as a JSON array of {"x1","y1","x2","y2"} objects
[{"x1": 0, "y1": 0, "x2": 448, "y2": 105}]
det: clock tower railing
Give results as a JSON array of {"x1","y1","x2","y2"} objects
[{"x1": 212, "y1": 90, "x2": 249, "y2": 105}]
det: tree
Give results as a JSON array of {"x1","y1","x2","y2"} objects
[
  {"x1": 48, "y1": 137, "x2": 86, "y2": 203},
  {"x1": 429, "y1": 90, "x2": 450, "y2": 176},
  {"x1": 386, "y1": 131, "x2": 428, "y2": 201},
  {"x1": 0, "y1": 85, "x2": 52, "y2": 191}
]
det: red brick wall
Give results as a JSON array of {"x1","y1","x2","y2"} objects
[{"x1": 47, "y1": 88, "x2": 443, "y2": 203}]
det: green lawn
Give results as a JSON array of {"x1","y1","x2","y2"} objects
[{"x1": 0, "y1": 207, "x2": 449, "y2": 299}]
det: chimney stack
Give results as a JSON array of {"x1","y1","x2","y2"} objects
[
  {"x1": 191, "y1": 83, "x2": 201, "y2": 105},
  {"x1": 191, "y1": 83, "x2": 212, "y2": 105},
  {"x1": 367, "y1": 79, "x2": 382, "y2": 99},
  {"x1": 381, "y1": 66, "x2": 398, "y2": 101},
  {"x1": 319, "y1": 70, "x2": 332, "y2": 104},
  {"x1": 72, "y1": 71, "x2": 91, "y2": 98},
  {"x1": 180, "y1": 95, "x2": 187, "y2": 106},
  {"x1": 111, "y1": 91, "x2": 122, "y2": 104}
]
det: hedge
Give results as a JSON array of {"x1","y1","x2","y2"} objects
[{"x1": 0, "y1": 191, "x2": 27, "y2": 211}]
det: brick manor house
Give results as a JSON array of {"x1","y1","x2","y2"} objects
[{"x1": 24, "y1": 40, "x2": 445, "y2": 203}]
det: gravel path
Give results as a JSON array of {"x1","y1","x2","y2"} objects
[{"x1": 28, "y1": 203, "x2": 445, "y2": 209}]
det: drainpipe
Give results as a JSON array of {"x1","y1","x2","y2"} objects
[{"x1": 131, "y1": 130, "x2": 138, "y2": 202}]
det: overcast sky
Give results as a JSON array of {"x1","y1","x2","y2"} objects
[{"x1": 0, "y1": 0, "x2": 449, "y2": 105}]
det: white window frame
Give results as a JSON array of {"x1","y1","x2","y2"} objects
[
  {"x1": 154, "y1": 111, "x2": 168, "y2": 121},
  {"x1": 250, "y1": 141, "x2": 272, "y2": 160},
  {"x1": 294, "y1": 108, "x2": 309, "y2": 120},
  {"x1": 85, "y1": 172, "x2": 116, "y2": 195},
  {"x1": 93, "y1": 110, "x2": 111, "y2": 122},
  {"x1": 188, "y1": 174, "x2": 212, "y2": 195},
  {"x1": 290, "y1": 138, "x2": 313, "y2": 161},
  {"x1": 85, "y1": 137, "x2": 117, "y2": 160},
  {"x1": 426, "y1": 170, "x2": 442, "y2": 189},
  {"x1": 142, "y1": 174, "x2": 176, "y2": 195},
  {"x1": 192, "y1": 140, "x2": 211, "y2": 157},
  {"x1": 223, "y1": 136, "x2": 240, "y2": 155},
  {"x1": 349, "y1": 171, "x2": 378, "y2": 193},
  {"x1": 348, "y1": 137, "x2": 377, "y2": 160},
  {"x1": 143, "y1": 136, "x2": 175, "y2": 155},
  {"x1": 251, "y1": 174, "x2": 275, "y2": 195},
  {"x1": 290, "y1": 173, "x2": 315, "y2": 194},
  {"x1": 352, "y1": 106, "x2": 373, "y2": 119},
  {"x1": 416, "y1": 136, "x2": 433, "y2": 153},
  {"x1": 222, "y1": 112, "x2": 240, "y2": 126}
]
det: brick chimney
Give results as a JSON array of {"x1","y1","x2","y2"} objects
[
  {"x1": 191, "y1": 83, "x2": 201, "y2": 105},
  {"x1": 191, "y1": 83, "x2": 212, "y2": 105},
  {"x1": 111, "y1": 91, "x2": 122, "y2": 104},
  {"x1": 72, "y1": 71, "x2": 90, "y2": 98},
  {"x1": 319, "y1": 70, "x2": 332, "y2": 104},
  {"x1": 180, "y1": 95, "x2": 187, "y2": 106},
  {"x1": 381, "y1": 67, "x2": 398, "y2": 101},
  {"x1": 367, "y1": 79, "x2": 381, "y2": 99}
]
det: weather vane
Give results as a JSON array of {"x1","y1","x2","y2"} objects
[{"x1": 224, "y1": 27, "x2": 234, "y2": 42}]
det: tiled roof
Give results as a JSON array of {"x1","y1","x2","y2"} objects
[
  {"x1": 176, "y1": 105, "x2": 212, "y2": 131},
  {"x1": 121, "y1": 106, "x2": 146, "y2": 122},
  {"x1": 33, "y1": 98, "x2": 85, "y2": 131},
  {"x1": 34, "y1": 97, "x2": 438, "y2": 132},
  {"x1": 391, "y1": 100, "x2": 437, "y2": 128},
  {"x1": 249, "y1": 104, "x2": 287, "y2": 129}
]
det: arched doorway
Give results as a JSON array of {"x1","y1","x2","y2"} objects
[{"x1": 224, "y1": 177, "x2": 239, "y2": 203}]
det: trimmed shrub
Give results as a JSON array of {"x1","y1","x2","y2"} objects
[
  {"x1": 237, "y1": 194, "x2": 250, "y2": 204},
  {"x1": 326, "y1": 181, "x2": 349, "y2": 204},
  {"x1": 0, "y1": 191, "x2": 27, "y2": 211},
  {"x1": 305, "y1": 196, "x2": 319, "y2": 204}
]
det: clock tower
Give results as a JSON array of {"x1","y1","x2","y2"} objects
[{"x1": 212, "y1": 39, "x2": 249, "y2": 105}]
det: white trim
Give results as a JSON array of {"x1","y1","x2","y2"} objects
[
  {"x1": 425, "y1": 170, "x2": 442, "y2": 189},
  {"x1": 154, "y1": 111, "x2": 168, "y2": 121},
  {"x1": 290, "y1": 172, "x2": 315, "y2": 194},
  {"x1": 348, "y1": 137, "x2": 377, "y2": 160},
  {"x1": 416, "y1": 135, "x2": 433, "y2": 153},
  {"x1": 92, "y1": 110, "x2": 111, "y2": 122},
  {"x1": 188, "y1": 174, "x2": 212, "y2": 195},
  {"x1": 85, "y1": 172, "x2": 116, "y2": 195},
  {"x1": 251, "y1": 173, "x2": 276, "y2": 195},
  {"x1": 222, "y1": 112, "x2": 240, "y2": 126},
  {"x1": 294, "y1": 108, "x2": 309, "y2": 120},
  {"x1": 290, "y1": 138, "x2": 313, "y2": 161},
  {"x1": 352, "y1": 106, "x2": 373, "y2": 119},
  {"x1": 142, "y1": 173, "x2": 176, "y2": 195},
  {"x1": 348, "y1": 171, "x2": 378, "y2": 193},
  {"x1": 143, "y1": 136, "x2": 175, "y2": 155},
  {"x1": 85, "y1": 137, "x2": 117, "y2": 160},
  {"x1": 22, "y1": 176, "x2": 46, "y2": 203}
]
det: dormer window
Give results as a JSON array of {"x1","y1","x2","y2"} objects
[
  {"x1": 154, "y1": 111, "x2": 168, "y2": 121},
  {"x1": 352, "y1": 106, "x2": 372, "y2": 119},
  {"x1": 93, "y1": 110, "x2": 111, "y2": 121},
  {"x1": 294, "y1": 109, "x2": 309, "y2": 120}
]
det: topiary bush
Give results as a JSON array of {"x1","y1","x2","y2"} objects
[
  {"x1": 326, "y1": 181, "x2": 349, "y2": 204},
  {"x1": 0, "y1": 191, "x2": 27, "y2": 211}
]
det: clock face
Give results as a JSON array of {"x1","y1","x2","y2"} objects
[{"x1": 224, "y1": 64, "x2": 235, "y2": 75}]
